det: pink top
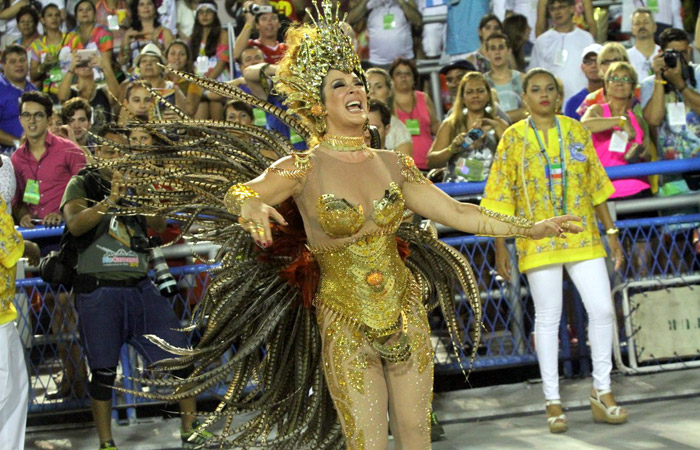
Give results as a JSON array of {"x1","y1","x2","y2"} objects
[
  {"x1": 591, "y1": 103, "x2": 650, "y2": 199},
  {"x1": 396, "y1": 90, "x2": 433, "y2": 169},
  {"x1": 11, "y1": 132, "x2": 86, "y2": 218}
]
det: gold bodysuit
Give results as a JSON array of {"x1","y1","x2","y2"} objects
[{"x1": 289, "y1": 149, "x2": 434, "y2": 450}]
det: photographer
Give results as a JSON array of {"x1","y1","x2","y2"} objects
[
  {"x1": 641, "y1": 27, "x2": 700, "y2": 197},
  {"x1": 60, "y1": 126, "x2": 213, "y2": 450},
  {"x1": 233, "y1": 0, "x2": 286, "y2": 64}
]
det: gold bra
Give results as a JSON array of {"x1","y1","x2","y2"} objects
[{"x1": 316, "y1": 182, "x2": 405, "y2": 238}]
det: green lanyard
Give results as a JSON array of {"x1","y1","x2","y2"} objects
[{"x1": 528, "y1": 117, "x2": 567, "y2": 215}]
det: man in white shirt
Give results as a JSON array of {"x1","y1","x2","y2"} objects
[
  {"x1": 627, "y1": 7, "x2": 660, "y2": 80},
  {"x1": 347, "y1": 0, "x2": 421, "y2": 68},
  {"x1": 529, "y1": 0, "x2": 594, "y2": 104}
]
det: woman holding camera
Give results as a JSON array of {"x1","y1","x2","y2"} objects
[
  {"x1": 58, "y1": 50, "x2": 119, "y2": 127},
  {"x1": 483, "y1": 68, "x2": 628, "y2": 434},
  {"x1": 426, "y1": 72, "x2": 508, "y2": 183},
  {"x1": 120, "y1": 0, "x2": 174, "y2": 70}
]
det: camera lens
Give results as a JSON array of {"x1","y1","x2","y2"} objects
[
  {"x1": 664, "y1": 50, "x2": 678, "y2": 68},
  {"x1": 149, "y1": 247, "x2": 178, "y2": 297}
]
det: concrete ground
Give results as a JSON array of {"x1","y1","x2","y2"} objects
[{"x1": 26, "y1": 367, "x2": 700, "y2": 450}]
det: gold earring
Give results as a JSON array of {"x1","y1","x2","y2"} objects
[{"x1": 315, "y1": 116, "x2": 327, "y2": 135}]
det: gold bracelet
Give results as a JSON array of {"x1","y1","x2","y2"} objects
[
  {"x1": 477, "y1": 207, "x2": 534, "y2": 238},
  {"x1": 605, "y1": 227, "x2": 620, "y2": 236},
  {"x1": 618, "y1": 116, "x2": 626, "y2": 129},
  {"x1": 224, "y1": 183, "x2": 259, "y2": 216},
  {"x1": 654, "y1": 79, "x2": 667, "y2": 85}
]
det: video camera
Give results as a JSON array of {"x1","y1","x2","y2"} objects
[{"x1": 244, "y1": 4, "x2": 273, "y2": 15}]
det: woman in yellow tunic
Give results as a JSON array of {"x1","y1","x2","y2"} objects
[{"x1": 482, "y1": 68, "x2": 629, "y2": 434}]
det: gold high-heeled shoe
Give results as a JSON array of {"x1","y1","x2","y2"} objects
[
  {"x1": 545, "y1": 399, "x2": 568, "y2": 433},
  {"x1": 590, "y1": 388, "x2": 628, "y2": 424}
]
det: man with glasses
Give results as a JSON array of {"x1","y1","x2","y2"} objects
[
  {"x1": 11, "y1": 91, "x2": 86, "y2": 229},
  {"x1": 0, "y1": 44, "x2": 38, "y2": 156},
  {"x1": 565, "y1": 43, "x2": 603, "y2": 120},
  {"x1": 529, "y1": 0, "x2": 594, "y2": 104},
  {"x1": 628, "y1": 8, "x2": 659, "y2": 80}
]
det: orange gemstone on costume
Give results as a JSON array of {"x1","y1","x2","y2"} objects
[
  {"x1": 366, "y1": 271, "x2": 384, "y2": 286},
  {"x1": 311, "y1": 104, "x2": 324, "y2": 116}
]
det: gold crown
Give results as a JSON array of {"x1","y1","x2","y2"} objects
[{"x1": 274, "y1": 0, "x2": 367, "y2": 138}]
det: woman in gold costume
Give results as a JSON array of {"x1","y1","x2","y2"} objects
[
  {"x1": 97, "y1": 2, "x2": 581, "y2": 448},
  {"x1": 221, "y1": 5, "x2": 581, "y2": 449}
]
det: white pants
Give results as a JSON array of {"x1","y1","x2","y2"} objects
[
  {"x1": 0, "y1": 321, "x2": 28, "y2": 450},
  {"x1": 526, "y1": 258, "x2": 614, "y2": 400}
]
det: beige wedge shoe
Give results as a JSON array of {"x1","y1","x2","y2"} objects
[
  {"x1": 590, "y1": 388, "x2": 628, "y2": 424},
  {"x1": 545, "y1": 399, "x2": 568, "y2": 433}
]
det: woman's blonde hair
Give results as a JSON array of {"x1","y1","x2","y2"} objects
[
  {"x1": 447, "y1": 72, "x2": 495, "y2": 137},
  {"x1": 597, "y1": 42, "x2": 630, "y2": 66}
]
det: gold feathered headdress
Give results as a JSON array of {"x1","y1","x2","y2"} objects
[{"x1": 274, "y1": 0, "x2": 367, "y2": 137}]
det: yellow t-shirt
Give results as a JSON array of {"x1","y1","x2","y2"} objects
[
  {"x1": 481, "y1": 115, "x2": 614, "y2": 273},
  {"x1": 0, "y1": 197, "x2": 24, "y2": 325}
]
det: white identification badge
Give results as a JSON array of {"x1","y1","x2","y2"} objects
[
  {"x1": 195, "y1": 56, "x2": 209, "y2": 75},
  {"x1": 554, "y1": 49, "x2": 568, "y2": 66},
  {"x1": 107, "y1": 15, "x2": 119, "y2": 31},
  {"x1": 609, "y1": 130, "x2": 628, "y2": 153},
  {"x1": 667, "y1": 102, "x2": 687, "y2": 128}
]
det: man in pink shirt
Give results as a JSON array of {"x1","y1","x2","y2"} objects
[
  {"x1": 11, "y1": 90, "x2": 88, "y2": 401},
  {"x1": 11, "y1": 91, "x2": 86, "y2": 228}
]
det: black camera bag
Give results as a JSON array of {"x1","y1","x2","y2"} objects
[{"x1": 38, "y1": 169, "x2": 109, "y2": 288}]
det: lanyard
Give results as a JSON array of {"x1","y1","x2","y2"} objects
[{"x1": 528, "y1": 117, "x2": 567, "y2": 215}]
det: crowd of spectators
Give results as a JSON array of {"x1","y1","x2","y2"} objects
[{"x1": 1, "y1": 0, "x2": 699, "y2": 442}]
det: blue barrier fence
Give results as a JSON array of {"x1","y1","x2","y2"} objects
[{"x1": 13, "y1": 159, "x2": 700, "y2": 414}]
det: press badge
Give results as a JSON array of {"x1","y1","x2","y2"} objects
[
  {"x1": 608, "y1": 130, "x2": 628, "y2": 153},
  {"x1": 383, "y1": 14, "x2": 396, "y2": 30},
  {"x1": 108, "y1": 216, "x2": 132, "y2": 247},
  {"x1": 667, "y1": 102, "x2": 687, "y2": 128},
  {"x1": 456, "y1": 158, "x2": 485, "y2": 182},
  {"x1": 405, "y1": 119, "x2": 420, "y2": 135},
  {"x1": 23, "y1": 179, "x2": 40, "y2": 205},
  {"x1": 553, "y1": 49, "x2": 568, "y2": 66},
  {"x1": 195, "y1": 56, "x2": 209, "y2": 75}
]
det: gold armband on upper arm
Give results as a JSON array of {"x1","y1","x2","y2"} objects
[
  {"x1": 263, "y1": 152, "x2": 313, "y2": 179},
  {"x1": 224, "y1": 183, "x2": 260, "y2": 215},
  {"x1": 397, "y1": 154, "x2": 431, "y2": 184}
]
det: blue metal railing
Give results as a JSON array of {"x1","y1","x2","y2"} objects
[{"x1": 13, "y1": 158, "x2": 700, "y2": 413}]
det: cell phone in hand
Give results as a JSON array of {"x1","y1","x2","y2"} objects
[{"x1": 76, "y1": 49, "x2": 97, "y2": 64}]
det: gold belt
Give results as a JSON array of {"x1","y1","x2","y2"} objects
[{"x1": 312, "y1": 233, "x2": 409, "y2": 332}]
